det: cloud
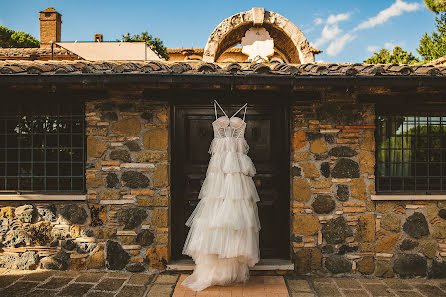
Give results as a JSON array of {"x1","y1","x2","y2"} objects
[
  {"x1": 367, "y1": 45, "x2": 379, "y2": 52},
  {"x1": 327, "y1": 13, "x2": 351, "y2": 25},
  {"x1": 326, "y1": 33, "x2": 356, "y2": 56},
  {"x1": 311, "y1": 12, "x2": 351, "y2": 48},
  {"x1": 311, "y1": 0, "x2": 421, "y2": 57},
  {"x1": 314, "y1": 18, "x2": 324, "y2": 25},
  {"x1": 355, "y1": 0, "x2": 422, "y2": 31}
]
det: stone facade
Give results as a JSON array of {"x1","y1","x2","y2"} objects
[
  {"x1": 0, "y1": 98, "x2": 170, "y2": 272},
  {"x1": 0, "y1": 95, "x2": 445, "y2": 278},
  {"x1": 290, "y1": 102, "x2": 446, "y2": 278}
]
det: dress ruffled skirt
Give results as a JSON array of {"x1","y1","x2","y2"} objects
[{"x1": 181, "y1": 137, "x2": 260, "y2": 292}]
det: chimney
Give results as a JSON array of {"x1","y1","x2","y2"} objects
[
  {"x1": 95, "y1": 34, "x2": 103, "y2": 42},
  {"x1": 39, "y1": 7, "x2": 62, "y2": 48}
]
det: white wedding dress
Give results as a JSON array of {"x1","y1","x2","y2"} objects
[{"x1": 181, "y1": 100, "x2": 261, "y2": 292}]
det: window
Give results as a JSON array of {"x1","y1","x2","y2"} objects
[
  {"x1": 0, "y1": 101, "x2": 85, "y2": 193},
  {"x1": 376, "y1": 115, "x2": 446, "y2": 194}
]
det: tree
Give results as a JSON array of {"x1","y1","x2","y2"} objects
[
  {"x1": 0, "y1": 26, "x2": 39, "y2": 48},
  {"x1": 417, "y1": 13, "x2": 446, "y2": 62},
  {"x1": 424, "y1": 0, "x2": 446, "y2": 13},
  {"x1": 364, "y1": 46, "x2": 420, "y2": 64},
  {"x1": 118, "y1": 31, "x2": 169, "y2": 60}
]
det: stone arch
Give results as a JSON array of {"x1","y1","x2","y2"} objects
[{"x1": 203, "y1": 8, "x2": 314, "y2": 64}]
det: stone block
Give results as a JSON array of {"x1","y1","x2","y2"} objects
[
  {"x1": 293, "y1": 178, "x2": 311, "y2": 202},
  {"x1": 156, "y1": 234, "x2": 168, "y2": 244},
  {"x1": 99, "y1": 189, "x2": 121, "y2": 200},
  {"x1": 110, "y1": 149, "x2": 131, "y2": 162},
  {"x1": 357, "y1": 257, "x2": 374, "y2": 275},
  {"x1": 137, "y1": 196, "x2": 169, "y2": 207},
  {"x1": 419, "y1": 240, "x2": 437, "y2": 258},
  {"x1": 153, "y1": 164, "x2": 169, "y2": 187},
  {"x1": 403, "y1": 212, "x2": 429, "y2": 239},
  {"x1": 393, "y1": 254, "x2": 427, "y2": 277},
  {"x1": 117, "y1": 207, "x2": 148, "y2": 229},
  {"x1": 121, "y1": 171, "x2": 150, "y2": 188},
  {"x1": 136, "y1": 229, "x2": 155, "y2": 246},
  {"x1": 381, "y1": 214, "x2": 401, "y2": 232},
  {"x1": 324, "y1": 255, "x2": 351, "y2": 274},
  {"x1": 431, "y1": 221, "x2": 446, "y2": 239},
  {"x1": 376, "y1": 234, "x2": 399, "y2": 253},
  {"x1": 144, "y1": 129, "x2": 168, "y2": 150},
  {"x1": 29, "y1": 221, "x2": 53, "y2": 245},
  {"x1": 293, "y1": 215, "x2": 320, "y2": 236},
  {"x1": 331, "y1": 159, "x2": 360, "y2": 178},
  {"x1": 350, "y1": 178, "x2": 366, "y2": 200},
  {"x1": 145, "y1": 246, "x2": 168, "y2": 270},
  {"x1": 293, "y1": 152, "x2": 310, "y2": 161},
  {"x1": 312, "y1": 195, "x2": 336, "y2": 214},
  {"x1": 86, "y1": 175, "x2": 105, "y2": 188},
  {"x1": 293, "y1": 248, "x2": 322, "y2": 274},
  {"x1": 375, "y1": 261, "x2": 394, "y2": 278},
  {"x1": 300, "y1": 162, "x2": 320, "y2": 178},
  {"x1": 111, "y1": 118, "x2": 141, "y2": 136},
  {"x1": 310, "y1": 179, "x2": 332, "y2": 189},
  {"x1": 87, "y1": 137, "x2": 108, "y2": 158},
  {"x1": 359, "y1": 152, "x2": 375, "y2": 175},
  {"x1": 336, "y1": 184, "x2": 349, "y2": 201},
  {"x1": 292, "y1": 130, "x2": 306, "y2": 151},
  {"x1": 360, "y1": 130, "x2": 375, "y2": 151},
  {"x1": 60, "y1": 204, "x2": 88, "y2": 225},
  {"x1": 328, "y1": 146, "x2": 357, "y2": 157},
  {"x1": 355, "y1": 213, "x2": 375, "y2": 242},
  {"x1": 321, "y1": 217, "x2": 352, "y2": 244},
  {"x1": 310, "y1": 138, "x2": 327, "y2": 154},
  {"x1": 136, "y1": 151, "x2": 168, "y2": 162},
  {"x1": 152, "y1": 208, "x2": 168, "y2": 227},
  {"x1": 86, "y1": 127, "x2": 107, "y2": 136},
  {"x1": 89, "y1": 205, "x2": 107, "y2": 227},
  {"x1": 106, "y1": 240, "x2": 130, "y2": 270}
]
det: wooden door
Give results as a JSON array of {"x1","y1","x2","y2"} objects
[{"x1": 171, "y1": 103, "x2": 290, "y2": 260}]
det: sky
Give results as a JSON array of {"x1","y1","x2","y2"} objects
[{"x1": 0, "y1": 0, "x2": 438, "y2": 63}]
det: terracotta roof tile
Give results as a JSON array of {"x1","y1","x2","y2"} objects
[{"x1": 0, "y1": 60, "x2": 444, "y2": 77}]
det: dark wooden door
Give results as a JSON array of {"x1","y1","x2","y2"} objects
[{"x1": 171, "y1": 103, "x2": 290, "y2": 260}]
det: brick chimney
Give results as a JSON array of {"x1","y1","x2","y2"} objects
[{"x1": 39, "y1": 7, "x2": 62, "y2": 48}]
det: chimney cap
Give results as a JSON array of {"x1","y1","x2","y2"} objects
[{"x1": 40, "y1": 7, "x2": 61, "y2": 15}]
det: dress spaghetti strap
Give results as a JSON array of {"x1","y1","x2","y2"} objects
[{"x1": 214, "y1": 100, "x2": 228, "y2": 119}]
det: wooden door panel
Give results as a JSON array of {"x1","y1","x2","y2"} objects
[{"x1": 172, "y1": 104, "x2": 289, "y2": 260}]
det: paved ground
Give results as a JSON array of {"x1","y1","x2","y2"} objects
[{"x1": 0, "y1": 268, "x2": 445, "y2": 297}]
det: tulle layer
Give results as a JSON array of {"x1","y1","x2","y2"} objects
[
  {"x1": 207, "y1": 151, "x2": 256, "y2": 176},
  {"x1": 185, "y1": 196, "x2": 261, "y2": 231},
  {"x1": 182, "y1": 223, "x2": 260, "y2": 265},
  {"x1": 198, "y1": 172, "x2": 260, "y2": 202},
  {"x1": 181, "y1": 254, "x2": 250, "y2": 291},
  {"x1": 208, "y1": 137, "x2": 249, "y2": 155}
]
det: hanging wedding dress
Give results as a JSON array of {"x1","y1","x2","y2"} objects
[{"x1": 181, "y1": 100, "x2": 261, "y2": 292}]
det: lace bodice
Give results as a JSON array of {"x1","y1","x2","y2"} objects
[
  {"x1": 212, "y1": 116, "x2": 247, "y2": 139},
  {"x1": 212, "y1": 101, "x2": 248, "y2": 139}
]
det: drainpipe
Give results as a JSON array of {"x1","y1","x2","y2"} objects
[{"x1": 51, "y1": 42, "x2": 54, "y2": 60}]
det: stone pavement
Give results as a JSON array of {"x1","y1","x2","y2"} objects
[{"x1": 0, "y1": 268, "x2": 445, "y2": 297}]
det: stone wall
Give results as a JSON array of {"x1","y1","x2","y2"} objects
[
  {"x1": 0, "y1": 98, "x2": 170, "y2": 272},
  {"x1": 290, "y1": 102, "x2": 446, "y2": 278}
]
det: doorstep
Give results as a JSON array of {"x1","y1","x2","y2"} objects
[{"x1": 166, "y1": 258, "x2": 294, "y2": 271}]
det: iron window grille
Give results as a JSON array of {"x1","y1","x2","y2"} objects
[
  {"x1": 376, "y1": 114, "x2": 446, "y2": 194},
  {"x1": 0, "y1": 101, "x2": 85, "y2": 193}
]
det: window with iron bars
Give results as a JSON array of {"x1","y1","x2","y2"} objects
[
  {"x1": 376, "y1": 115, "x2": 446, "y2": 194},
  {"x1": 0, "y1": 101, "x2": 85, "y2": 193}
]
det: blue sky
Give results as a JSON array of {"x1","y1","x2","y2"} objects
[{"x1": 0, "y1": 0, "x2": 438, "y2": 63}]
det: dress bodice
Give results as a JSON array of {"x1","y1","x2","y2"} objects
[
  {"x1": 212, "y1": 116, "x2": 247, "y2": 139},
  {"x1": 212, "y1": 101, "x2": 248, "y2": 139}
]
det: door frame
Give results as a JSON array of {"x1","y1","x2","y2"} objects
[{"x1": 170, "y1": 101, "x2": 291, "y2": 260}]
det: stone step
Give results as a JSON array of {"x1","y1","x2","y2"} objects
[{"x1": 166, "y1": 258, "x2": 294, "y2": 271}]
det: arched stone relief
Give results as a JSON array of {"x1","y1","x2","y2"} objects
[{"x1": 203, "y1": 8, "x2": 315, "y2": 64}]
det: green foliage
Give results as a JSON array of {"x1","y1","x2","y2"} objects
[
  {"x1": 118, "y1": 31, "x2": 169, "y2": 60},
  {"x1": 0, "y1": 26, "x2": 39, "y2": 48},
  {"x1": 364, "y1": 46, "x2": 420, "y2": 64},
  {"x1": 424, "y1": 0, "x2": 446, "y2": 13},
  {"x1": 417, "y1": 13, "x2": 446, "y2": 62}
]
